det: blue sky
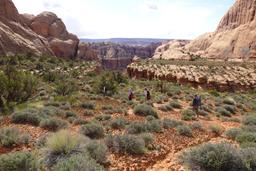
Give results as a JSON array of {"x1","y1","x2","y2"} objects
[{"x1": 13, "y1": 0, "x2": 235, "y2": 39}]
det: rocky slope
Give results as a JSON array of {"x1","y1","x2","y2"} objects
[
  {"x1": 0, "y1": 0, "x2": 53, "y2": 56},
  {"x1": 154, "y1": 0, "x2": 256, "y2": 60},
  {"x1": 79, "y1": 42, "x2": 160, "y2": 69}
]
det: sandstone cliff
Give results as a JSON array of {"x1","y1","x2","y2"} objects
[
  {"x1": 155, "y1": 0, "x2": 256, "y2": 60},
  {"x1": 0, "y1": 0, "x2": 53, "y2": 56}
]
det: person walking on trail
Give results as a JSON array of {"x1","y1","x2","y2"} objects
[
  {"x1": 192, "y1": 95, "x2": 201, "y2": 117},
  {"x1": 128, "y1": 89, "x2": 134, "y2": 101},
  {"x1": 144, "y1": 88, "x2": 151, "y2": 101}
]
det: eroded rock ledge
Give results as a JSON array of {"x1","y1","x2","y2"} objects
[{"x1": 127, "y1": 61, "x2": 256, "y2": 91}]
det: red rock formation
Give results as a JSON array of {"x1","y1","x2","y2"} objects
[
  {"x1": 26, "y1": 12, "x2": 79, "y2": 58},
  {"x1": 155, "y1": 0, "x2": 256, "y2": 60},
  {"x1": 0, "y1": 0, "x2": 54, "y2": 56}
]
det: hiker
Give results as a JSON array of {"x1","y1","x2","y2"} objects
[
  {"x1": 128, "y1": 89, "x2": 134, "y2": 101},
  {"x1": 144, "y1": 88, "x2": 151, "y2": 101},
  {"x1": 103, "y1": 86, "x2": 106, "y2": 96},
  {"x1": 192, "y1": 95, "x2": 201, "y2": 117}
]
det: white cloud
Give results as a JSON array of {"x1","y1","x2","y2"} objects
[{"x1": 12, "y1": 0, "x2": 233, "y2": 39}]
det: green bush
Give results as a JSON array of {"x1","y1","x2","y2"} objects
[
  {"x1": 236, "y1": 132, "x2": 256, "y2": 148},
  {"x1": 181, "y1": 143, "x2": 244, "y2": 171},
  {"x1": 240, "y1": 148, "x2": 256, "y2": 171},
  {"x1": 81, "y1": 102, "x2": 95, "y2": 110},
  {"x1": 225, "y1": 128, "x2": 242, "y2": 140},
  {"x1": 85, "y1": 141, "x2": 108, "y2": 164},
  {"x1": 83, "y1": 110, "x2": 94, "y2": 116},
  {"x1": 127, "y1": 122, "x2": 148, "y2": 134},
  {"x1": 216, "y1": 107, "x2": 231, "y2": 117},
  {"x1": 11, "y1": 109, "x2": 40, "y2": 126},
  {"x1": 223, "y1": 105, "x2": 237, "y2": 114},
  {"x1": 55, "y1": 79, "x2": 77, "y2": 96},
  {"x1": 177, "y1": 125, "x2": 192, "y2": 137},
  {"x1": 110, "y1": 118, "x2": 127, "y2": 129},
  {"x1": 181, "y1": 109, "x2": 196, "y2": 121},
  {"x1": 46, "y1": 130, "x2": 80, "y2": 155},
  {"x1": 0, "y1": 127, "x2": 21, "y2": 147},
  {"x1": 146, "y1": 120, "x2": 163, "y2": 133},
  {"x1": 0, "y1": 152, "x2": 38, "y2": 171},
  {"x1": 80, "y1": 123, "x2": 104, "y2": 139},
  {"x1": 73, "y1": 118, "x2": 87, "y2": 125},
  {"x1": 0, "y1": 69, "x2": 37, "y2": 112},
  {"x1": 209, "y1": 124, "x2": 222, "y2": 136},
  {"x1": 140, "y1": 133, "x2": 154, "y2": 147},
  {"x1": 40, "y1": 118, "x2": 68, "y2": 131},
  {"x1": 52, "y1": 154, "x2": 104, "y2": 171},
  {"x1": 106, "y1": 134, "x2": 146, "y2": 155},
  {"x1": 94, "y1": 72, "x2": 118, "y2": 96},
  {"x1": 65, "y1": 111, "x2": 77, "y2": 118},
  {"x1": 158, "y1": 104, "x2": 173, "y2": 112},
  {"x1": 190, "y1": 122, "x2": 204, "y2": 131},
  {"x1": 133, "y1": 104, "x2": 158, "y2": 118},
  {"x1": 243, "y1": 115, "x2": 256, "y2": 126},
  {"x1": 169, "y1": 100, "x2": 182, "y2": 109},
  {"x1": 162, "y1": 118, "x2": 183, "y2": 129}
]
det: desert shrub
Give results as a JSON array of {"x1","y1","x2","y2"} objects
[
  {"x1": 146, "y1": 120, "x2": 163, "y2": 133},
  {"x1": 216, "y1": 107, "x2": 231, "y2": 117},
  {"x1": 40, "y1": 118, "x2": 68, "y2": 131},
  {"x1": 181, "y1": 109, "x2": 196, "y2": 121},
  {"x1": 190, "y1": 122, "x2": 204, "y2": 131},
  {"x1": 146, "y1": 115, "x2": 156, "y2": 122},
  {"x1": 94, "y1": 72, "x2": 118, "y2": 96},
  {"x1": 43, "y1": 71, "x2": 60, "y2": 83},
  {"x1": 236, "y1": 132, "x2": 256, "y2": 148},
  {"x1": 0, "y1": 127, "x2": 22, "y2": 147},
  {"x1": 55, "y1": 79, "x2": 77, "y2": 96},
  {"x1": 81, "y1": 102, "x2": 95, "y2": 110},
  {"x1": 169, "y1": 100, "x2": 182, "y2": 109},
  {"x1": 133, "y1": 104, "x2": 158, "y2": 118},
  {"x1": 46, "y1": 130, "x2": 80, "y2": 155},
  {"x1": 11, "y1": 109, "x2": 41, "y2": 126},
  {"x1": 80, "y1": 123, "x2": 104, "y2": 139},
  {"x1": 110, "y1": 118, "x2": 127, "y2": 129},
  {"x1": 162, "y1": 118, "x2": 183, "y2": 129},
  {"x1": 65, "y1": 111, "x2": 77, "y2": 118},
  {"x1": 106, "y1": 134, "x2": 146, "y2": 155},
  {"x1": 140, "y1": 133, "x2": 154, "y2": 147},
  {"x1": 158, "y1": 104, "x2": 173, "y2": 112},
  {"x1": 101, "y1": 105, "x2": 113, "y2": 110},
  {"x1": 223, "y1": 97, "x2": 236, "y2": 105},
  {"x1": 223, "y1": 105, "x2": 237, "y2": 114},
  {"x1": 225, "y1": 128, "x2": 242, "y2": 140},
  {"x1": 209, "y1": 124, "x2": 222, "y2": 136},
  {"x1": 85, "y1": 141, "x2": 108, "y2": 164},
  {"x1": 201, "y1": 105, "x2": 212, "y2": 113},
  {"x1": 0, "y1": 151, "x2": 38, "y2": 171},
  {"x1": 52, "y1": 153, "x2": 104, "y2": 171},
  {"x1": 181, "y1": 143, "x2": 244, "y2": 171},
  {"x1": 240, "y1": 148, "x2": 256, "y2": 171},
  {"x1": 83, "y1": 110, "x2": 94, "y2": 116},
  {"x1": 177, "y1": 125, "x2": 192, "y2": 137},
  {"x1": 0, "y1": 69, "x2": 37, "y2": 112},
  {"x1": 127, "y1": 122, "x2": 148, "y2": 134},
  {"x1": 198, "y1": 110, "x2": 209, "y2": 116},
  {"x1": 39, "y1": 106, "x2": 63, "y2": 117},
  {"x1": 243, "y1": 115, "x2": 256, "y2": 126},
  {"x1": 73, "y1": 118, "x2": 87, "y2": 125},
  {"x1": 95, "y1": 114, "x2": 112, "y2": 121}
]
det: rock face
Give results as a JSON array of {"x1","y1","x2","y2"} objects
[
  {"x1": 0, "y1": 0, "x2": 53, "y2": 56},
  {"x1": 156, "y1": 0, "x2": 256, "y2": 60},
  {"x1": 127, "y1": 61, "x2": 256, "y2": 91},
  {"x1": 83, "y1": 42, "x2": 159, "y2": 69},
  {"x1": 26, "y1": 12, "x2": 79, "y2": 58}
]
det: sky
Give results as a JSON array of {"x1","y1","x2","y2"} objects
[{"x1": 13, "y1": 0, "x2": 235, "y2": 39}]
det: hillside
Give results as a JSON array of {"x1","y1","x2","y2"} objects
[{"x1": 154, "y1": 0, "x2": 256, "y2": 60}]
